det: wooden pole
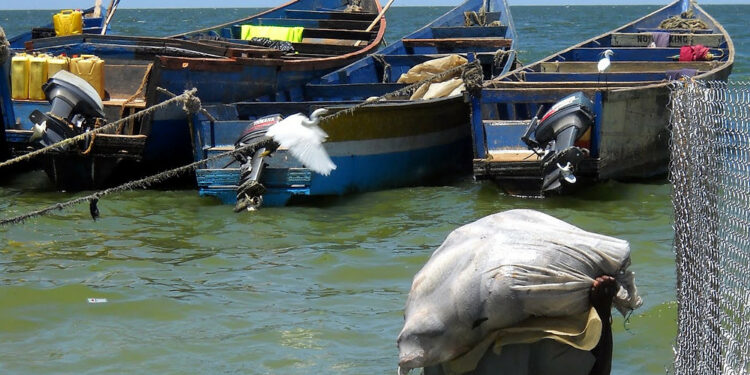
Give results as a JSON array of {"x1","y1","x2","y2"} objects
[
  {"x1": 354, "y1": 0, "x2": 395, "y2": 47},
  {"x1": 100, "y1": 0, "x2": 120, "y2": 35}
]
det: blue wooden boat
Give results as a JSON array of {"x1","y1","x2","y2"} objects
[
  {"x1": 5, "y1": 0, "x2": 385, "y2": 190},
  {"x1": 470, "y1": 0, "x2": 733, "y2": 197},
  {"x1": 193, "y1": 0, "x2": 517, "y2": 208},
  {"x1": 7, "y1": 6, "x2": 109, "y2": 50}
]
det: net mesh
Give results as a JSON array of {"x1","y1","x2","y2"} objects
[{"x1": 669, "y1": 80, "x2": 750, "y2": 375}]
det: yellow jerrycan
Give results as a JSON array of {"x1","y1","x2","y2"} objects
[
  {"x1": 48, "y1": 54, "x2": 70, "y2": 78},
  {"x1": 53, "y1": 9, "x2": 83, "y2": 36},
  {"x1": 70, "y1": 54, "x2": 106, "y2": 99},
  {"x1": 29, "y1": 54, "x2": 51, "y2": 100},
  {"x1": 11, "y1": 53, "x2": 31, "y2": 100}
]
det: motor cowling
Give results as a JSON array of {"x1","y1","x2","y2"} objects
[
  {"x1": 234, "y1": 114, "x2": 283, "y2": 212},
  {"x1": 521, "y1": 92, "x2": 595, "y2": 192},
  {"x1": 30, "y1": 70, "x2": 106, "y2": 148}
]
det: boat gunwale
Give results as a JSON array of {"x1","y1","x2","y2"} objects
[
  {"x1": 490, "y1": 0, "x2": 734, "y2": 94},
  {"x1": 165, "y1": 0, "x2": 387, "y2": 65}
]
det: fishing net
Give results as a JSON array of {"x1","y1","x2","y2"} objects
[{"x1": 669, "y1": 80, "x2": 750, "y2": 375}]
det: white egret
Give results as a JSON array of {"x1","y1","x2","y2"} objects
[
  {"x1": 597, "y1": 49, "x2": 614, "y2": 73},
  {"x1": 265, "y1": 108, "x2": 337, "y2": 176},
  {"x1": 597, "y1": 49, "x2": 614, "y2": 86}
]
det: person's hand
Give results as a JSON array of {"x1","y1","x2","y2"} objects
[{"x1": 590, "y1": 275, "x2": 617, "y2": 319}]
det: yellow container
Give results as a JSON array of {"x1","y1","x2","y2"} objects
[
  {"x1": 11, "y1": 53, "x2": 31, "y2": 100},
  {"x1": 70, "y1": 54, "x2": 106, "y2": 99},
  {"x1": 48, "y1": 55, "x2": 70, "y2": 78},
  {"x1": 29, "y1": 54, "x2": 51, "y2": 100},
  {"x1": 53, "y1": 9, "x2": 83, "y2": 36}
]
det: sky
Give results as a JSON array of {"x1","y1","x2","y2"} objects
[{"x1": 1, "y1": 0, "x2": 748, "y2": 10}]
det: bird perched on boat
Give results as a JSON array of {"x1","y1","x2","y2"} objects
[
  {"x1": 29, "y1": 121, "x2": 47, "y2": 142},
  {"x1": 597, "y1": 49, "x2": 614, "y2": 86},
  {"x1": 597, "y1": 49, "x2": 614, "y2": 73},
  {"x1": 265, "y1": 108, "x2": 337, "y2": 176}
]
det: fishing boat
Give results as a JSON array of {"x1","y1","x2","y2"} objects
[
  {"x1": 193, "y1": 0, "x2": 517, "y2": 208},
  {"x1": 4, "y1": 0, "x2": 385, "y2": 190},
  {"x1": 6, "y1": 6, "x2": 110, "y2": 49},
  {"x1": 470, "y1": 0, "x2": 733, "y2": 197}
]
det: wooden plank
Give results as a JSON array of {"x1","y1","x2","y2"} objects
[
  {"x1": 611, "y1": 32, "x2": 724, "y2": 47},
  {"x1": 403, "y1": 37, "x2": 512, "y2": 48},
  {"x1": 488, "y1": 150, "x2": 541, "y2": 162},
  {"x1": 488, "y1": 81, "x2": 661, "y2": 89},
  {"x1": 302, "y1": 27, "x2": 375, "y2": 40},
  {"x1": 480, "y1": 87, "x2": 602, "y2": 104},
  {"x1": 559, "y1": 47, "x2": 725, "y2": 62},
  {"x1": 292, "y1": 42, "x2": 363, "y2": 55},
  {"x1": 90, "y1": 134, "x2": 147, "y2": 158},
  {"x1": 256, "y1": 18, "x2": 372, "y2": 30},
  {"x1": 305, "y1": 83, "x2": 407, "y2": 100},
  {"x1": 284, "y1": 9, "x2": 377, "y2": 21},
  {"x1": 430, "y1": 26, "x2": 508, "y2": 39},
  {"x1": 540, "y1": 61, "x2": 721, "y2": 73},
  {"x1": 523, "y1": 72, "x2": 669, "y2": 82}
]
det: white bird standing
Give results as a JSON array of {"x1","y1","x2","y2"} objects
[
  {"x1": 597, "y1": 49, "x2": 614, "y2": 85},
  {"x1": 597, "y1": 49, "x2": 614, "y2": 73},
  {"x1": 265, "y1": 108, "x2": 337, "y2": 176}
]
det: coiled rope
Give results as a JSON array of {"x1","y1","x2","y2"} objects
[
  {"x1": 658, "y1": 9, "x2": 708, "y2": 30},
  {"x1": 0, "y1": 88, "x2": 198, "y2": 170}
]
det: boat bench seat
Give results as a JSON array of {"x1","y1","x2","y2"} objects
[
  {"x1": 255, "y1": 18, "x2": 374, "y2": 31},
  {"x1": 306, "y1": 83, "x2": 408, "y2": 100},
  {"x1": 611, "y1": 32, "x2": 725, "y2": 47},
  {"x1": 557, "y1": 47, "x2": 726, "y2": 62},
  {"x1": 539, "y1": 60, "x2": 722, "y2": 73},
  {"x1": 523, "y1": 71, "x2": 685, "y2": 82},
  {"x1": 403, "y1": 37, "x2": 512, "y2": 49},
  {"x1": 284, "y1": 9, "x2": 378, "y2": 21},
  {"x1": 430, "y1": 26, "x2": 508, "y2": 38}
]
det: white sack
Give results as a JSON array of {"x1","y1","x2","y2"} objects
[{"x1": 397, "y1": 209, "x2": 642, "y2": 370}]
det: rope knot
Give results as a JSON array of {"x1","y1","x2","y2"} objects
[
  {"x1": 462, "y1": 60, "x2": 484, "y2": 97},
  {"x1": 182, "y1": 92, "x2": 202, "y2": 115}
]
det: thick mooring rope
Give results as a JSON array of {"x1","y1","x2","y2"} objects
[
  {"x1": 659, "y1": 9, "x2": 708, "y2": 30},
  {"x1": 0, "y1": 88, "x2": 198, "y2": 170},
  {"x1": 0, "y1": 136, "x2": 277, "y2": 226}
]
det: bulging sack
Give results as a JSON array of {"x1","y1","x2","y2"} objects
[{"x1": 397, "y1": 209, "x2": 642, "y2": 370}]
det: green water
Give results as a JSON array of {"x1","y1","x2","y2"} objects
[
  {"x1": 4, "y1": 2, "x2": 741, "y2": 373},
  {"x1": 1, "y1": 172, "x2": 675, "y2": 374}
]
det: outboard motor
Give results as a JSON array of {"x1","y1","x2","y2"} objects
[
  {"x1": 29, "y1": 70, "x2": 106, "y2": 148},
  {"x1": 521, "y1": 92, "x2": 595, "y2": 193},
  {"x1": 233, "y1": 114, "x2": 282, "y2": 212}
]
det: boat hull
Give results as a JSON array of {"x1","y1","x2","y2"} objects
[
  {"x1": 470, "y1": 0, "x2": 735, "y2": 197},
  {"x1": 197, "y1": 97, "x2": 472, "y2": 206}
]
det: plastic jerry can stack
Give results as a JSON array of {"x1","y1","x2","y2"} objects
[
  {"x1": 29, "y1": 54, "x2": 51, "y2": 100},
  {"x1": 53, "y1": 9, "x2": 83, "y2": 36},
  {"x1": 70, "y1": 55, "x2": 105, "y2": 99},
  {"x1": 48, "y1": 55, "x2": 70, "y2": 78},
  {"x1": 11, "y1": 53, "x2": 31, "y2": 99}
]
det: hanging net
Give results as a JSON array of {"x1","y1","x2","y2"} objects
[{"x1": 669, "y1": 80, "x2": 750, "y2": 375}]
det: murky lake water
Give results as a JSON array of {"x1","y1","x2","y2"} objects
[{"x1": 1, "y1": 4, "x2": 748, "y2": 374}]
